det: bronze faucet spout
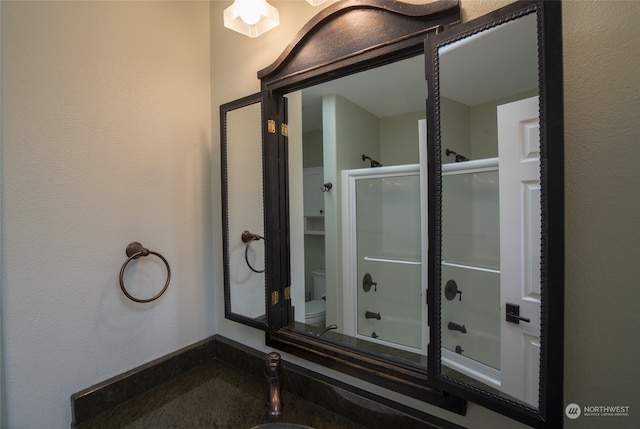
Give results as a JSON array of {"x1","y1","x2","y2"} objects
[
  {"x1": 317, "y1": 324, "x2": 338, "y2": 337},
  {"x1": 265, "y1": 352, "x2": 282, "y2": 417}
]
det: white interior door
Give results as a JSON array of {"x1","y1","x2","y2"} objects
[{"x1": 498, "y1": 96, "x2": 541, "y2": 407}]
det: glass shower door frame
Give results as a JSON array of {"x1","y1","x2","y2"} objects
[{"x1": 341, "y1": 164, "x2": 427, "y2": 354}]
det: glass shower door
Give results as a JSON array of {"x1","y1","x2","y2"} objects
[
  {"x1": 440, "y1": 159, "x2": 501, "y2": 387},
  {"x1": 345, "y1": 165, "x2": 423, "y2": 352}
]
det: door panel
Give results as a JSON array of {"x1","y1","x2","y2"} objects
[{"x1": 498, "y1": 96, "x2": 540, "y2": 406}]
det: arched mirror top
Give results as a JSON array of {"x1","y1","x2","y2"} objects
[{"x1": 258, "y1": 0, "x2": 460, "y2": 91}]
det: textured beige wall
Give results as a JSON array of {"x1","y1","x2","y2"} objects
[
  {"x1": 562, "y1": 2, "x2": 640, "y2": 428},
  {"x1": 2, "y1": 2, "x2": 212, "y2": 427}
]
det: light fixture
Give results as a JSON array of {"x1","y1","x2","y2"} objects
[
  {"x1": 224, "y1": 0, "x2": 280, "y2": 38},
  {"x1": 305, "y1": 0, "x2": 329, "y2": 5}
]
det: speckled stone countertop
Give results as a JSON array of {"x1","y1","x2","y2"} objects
[
  {"x1": 71, "y1": 336, "x2": 464, "y2": 429},
  {"x1": 73, "y1": 359, "x2": 365, "y2": 429}
]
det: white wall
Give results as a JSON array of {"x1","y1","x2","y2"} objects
[
  {"x1": 323, "y1": 94, "x2": 380, "y2": 327},
  {"x1": 379, "y1": 110, "x2": 425, "y2": 165},
  {"x1": 1, "y1": 2, "x2": 212, "y2": 427}
]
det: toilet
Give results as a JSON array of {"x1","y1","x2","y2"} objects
[{"x1": 305, "y1": 269, "x2": 326, "y2": 328}]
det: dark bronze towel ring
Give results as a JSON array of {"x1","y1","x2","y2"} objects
[
  {"x1": 241, "y1": 230, "x2": 265, "y2": 274},
  {"x1": 119, "y1": 242, "x2": 171, "y2": 303}
]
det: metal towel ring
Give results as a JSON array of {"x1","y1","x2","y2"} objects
[
  {"x1": 119, "y1": 242, "x2": 171, "y2": 303},
  {"x1": 241, "y1": 230, "x2": 265, "y2": 274}
]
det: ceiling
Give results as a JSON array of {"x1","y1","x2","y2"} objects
[
  {"x1": 301, "y1": 55, "x2": 426, "y2": 131},
  {"x1": 438, "y1": 13, "x2": 538, "y2": 107},
  {"x1": 300, "y1": 13, "x2": 538, "y2": 132}
]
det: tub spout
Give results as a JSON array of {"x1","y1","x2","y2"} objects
[
  {"x1": 365, "y1": 311, "x2": 381, "y2": 320},
  {"x1": 447, "y1": 322, "x2": 467, "y2": 334}
]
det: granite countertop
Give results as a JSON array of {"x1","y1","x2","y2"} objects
[{"x1": 73, "y1": 359, "x2": 366, "y2": 429}]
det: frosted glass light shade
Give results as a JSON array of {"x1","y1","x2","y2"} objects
[{"x1": 224, "y1": 0, "x2": 280, "y2": 38}]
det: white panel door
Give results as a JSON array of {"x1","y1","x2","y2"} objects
[{"x1": 498, "y1": 96, "x2": 541, "y2": 407}]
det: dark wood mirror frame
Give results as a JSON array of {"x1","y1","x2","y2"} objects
[
  {"x1": 221, "y1": 92, "x2": 272, "y2": 331},
  {"x1": 221, "y1": 1, "x2": 564, "y2": 427}
]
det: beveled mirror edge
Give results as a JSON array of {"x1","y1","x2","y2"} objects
[
  {"x1": 220, "y1": 92, "x2": 270, "y2": 331},
  {"x1": 426, "y1": 1, "x2": 564, "y2": 428}
]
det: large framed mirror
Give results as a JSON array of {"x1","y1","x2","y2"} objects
[
  {"x1": 221, "y1": 93, "x2": 270, "y2": 330},
  {"x1": 221, "y1": 1, "x2": 564, "y2": 427},
  {"x1": 426, "y1": 2, "x2": 564, "y2": 426},
  {"x1": 260, "y1": 1, "x2": 465, "y2": 414}
]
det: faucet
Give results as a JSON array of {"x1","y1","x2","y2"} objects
[
  {"x1": 447, "y1": 321, "x2": 467, "y2": 334},
  {"x1": 365, "y1": 311, "x2": 381, "y2": 320},
  {"x1": 265, "y1": 352, "x2": 283, "y2": 417},
  {"x1": 317, "y1": 324, "x2": 338, "y2": 337}
]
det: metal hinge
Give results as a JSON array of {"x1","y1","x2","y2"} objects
[
  {"x1": 267, "y1": 119, "x2": 276, "y2": 134},
  {"x1": 281, "y1": 123, "x2": 288, "y2": 137},
  {"x1": 284, "y1": 286, "x2": 291, "y2": 300},
  {"x1": 271, "y1": 291, "x2": 279, "y2": 305}
]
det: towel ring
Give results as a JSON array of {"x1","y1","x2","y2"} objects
[
  {"x1": 119, "y1": 242, "x2": 171, "y2": 303},
  {"x1": 241, "y1": 230, "x2": 265, "y2": 274}
]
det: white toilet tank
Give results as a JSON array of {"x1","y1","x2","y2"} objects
[{"x1": 305, "y1": 269, "x2": 326, "y2": 328}]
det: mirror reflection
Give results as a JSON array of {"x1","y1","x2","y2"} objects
[
  {"x1": 436, "y1": 12, "x2": 540, "y2": 407},
  {"x1": 223, "y1": 99, "x2": 267, "y2": 323},
  {"x1": 287, "y1": 55, "x2": 430, "y2": 362}
]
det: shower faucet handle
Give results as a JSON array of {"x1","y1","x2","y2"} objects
[
  {"x1": 445, "y1": 280, "x2": 462, "y2": 301},
  {"x1": 362, "y1": 273, "x2": 377, "y2": 292}
]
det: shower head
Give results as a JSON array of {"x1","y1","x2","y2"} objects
[
  {"x1": 445, "y1": 149, "x2": 469, "y2": 162},
  {"x1": 362, "y1": 154, "x2": 383, "y2": 167}
]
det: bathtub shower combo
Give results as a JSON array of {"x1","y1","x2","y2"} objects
[
  {"x1": 301, "y1": 91, "x2": 540, "y2": 401},
  {"x1": 341, "y1": 157, "x2": 503, "y2": 385},
  {"x1": 440, "y1": 158, "x2": 502, "y2": 388},
  {"x1": 342, "y1": 164, "x2": 426, "y2": 354}
]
